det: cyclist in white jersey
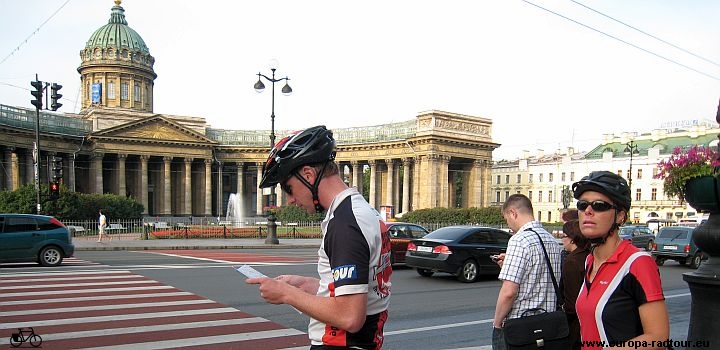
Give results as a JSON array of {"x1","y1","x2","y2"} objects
[{"x1": 247, "y1": 125, "x2": 392, "y2": 350}]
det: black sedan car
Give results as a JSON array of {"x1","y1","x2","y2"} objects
[{"x1": 405, "y1": 225, "x2": 511, "y2": 282}]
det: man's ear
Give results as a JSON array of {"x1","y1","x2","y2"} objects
[{"x1": 299, "y1": 165, "x2": 316, "y2": 182}]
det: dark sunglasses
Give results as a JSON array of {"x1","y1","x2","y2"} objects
[{"x1": 576, "y1": 200, "x2": 616, "y2": 212}]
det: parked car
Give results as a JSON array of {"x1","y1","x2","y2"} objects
[
  {"x1": 405, "y1": 225, "x2": 511, "y2": 283},
  {"x1": 387, "y1": 222, "x2": 429, "y2": 265},
  {"x1": 652, "y1": 225, "x2": 707, "y2": 269},
  {"x1": 0, "y1": 214, "x2": 74, "y2": 266},
  {"x1": 618, "y1": 225, "x2": 655, "y2": 251}
]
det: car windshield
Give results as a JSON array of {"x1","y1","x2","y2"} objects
[
  {"x1": 424, "y1": 227, "x2": 473, "y2": 240},
  {"x1": 658, "y1": 229, "x2": 688, "y2": 240}
]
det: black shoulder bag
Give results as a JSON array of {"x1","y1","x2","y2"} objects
[{"x1": 503, "y1": 229, "x2": 570, "y2": 349}]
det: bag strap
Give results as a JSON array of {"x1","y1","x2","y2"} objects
[{"x1": 525, "y1": 228, "x2": 561, "y2": 302}]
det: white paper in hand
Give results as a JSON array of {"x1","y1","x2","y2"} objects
[{"x1": 235, "y1": 264, "x2": 267, "y2": 278}]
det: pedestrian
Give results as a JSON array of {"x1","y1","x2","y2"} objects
[
  {"x1": 572, "y1": 171, "x2": 668, "y2": 349},
  {"x1": 558, "y1": 209, "x2": 590, "y2": 350},
  {"x1": 492, "y1": 194, "x2": 563, "y2": 350},
  {"x1": 97, "y1": 209, "x2": 107, "y2": 242},
  {"x1": 246, "y1": 125, "x2": 392, "y2": 350}
]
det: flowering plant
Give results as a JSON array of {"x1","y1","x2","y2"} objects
[{"x1": 654, "y1": 145, "x2": 720, "y2": 202}]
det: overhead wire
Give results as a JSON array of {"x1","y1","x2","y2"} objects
[
  {"x1": 570, "y1": 0, "x2": 720, "y2": 69},
  {"x1": 0, "y1": 0, "x2": 72, "y2": 66},
  {"x1": 521, "y1": 0, "x2": 720, "y2": 81}
]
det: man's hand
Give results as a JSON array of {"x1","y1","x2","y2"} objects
[
  {"x1": 246, "y1": 277, "x2": 295, "y2": 305},
  {"x1": 494, "y1": 253, "x2": 506, "y2": 267}
]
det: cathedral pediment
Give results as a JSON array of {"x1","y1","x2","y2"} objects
[{"x1": 88, "y1": 115, "x2": 217, "y2": 146}]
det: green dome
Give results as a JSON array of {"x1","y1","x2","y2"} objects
[{"x1": 85, "y1": 1, "x2": 149, "y2": 54}]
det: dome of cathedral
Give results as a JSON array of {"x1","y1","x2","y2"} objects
[{"x1": 85, "y1": 0, "x2": 149, "y2": 54}]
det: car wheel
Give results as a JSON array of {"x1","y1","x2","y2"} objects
[
  {"x1": 646, "y1": 240, "x2": 653, "y2": 251},
  {"x1": 39, "y1": 246, "x2": 63, "y2": 267},
  {"x1": 457, "y1": 259, "x2": 478, "y2": 283},
  {"x1": 690, "y1": 253, "x2": 703, "y2": 269},
  {"x1": 416, "y1": 268, "x2": 434, "y2": 277},
  {"x1": 655, "y1": 256, "x2": 665, "y2": 266}
]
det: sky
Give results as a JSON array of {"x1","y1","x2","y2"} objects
[{"x1": 1, "y1": 0, "x2": 719, "y2": 160}]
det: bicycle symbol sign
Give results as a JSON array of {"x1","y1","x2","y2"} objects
[{"x1": 9, "y1": 327, "x2": 42, "y2": 348}]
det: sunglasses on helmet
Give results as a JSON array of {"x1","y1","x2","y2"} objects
[{"x1": 576, "y1": 200, "x2": 616, "y2": 212}]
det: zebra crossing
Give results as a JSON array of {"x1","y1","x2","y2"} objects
[{"x1": 0, "y1": 269, "x2": 309, "y2": 349}]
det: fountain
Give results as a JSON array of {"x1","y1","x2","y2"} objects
[{"x1": 225, "y1": 193, "x2": 244, "y2": 227}]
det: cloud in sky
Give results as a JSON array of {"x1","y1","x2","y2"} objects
[{"x1": 1, "y1": 0, "x2": 719, "y2": 160}]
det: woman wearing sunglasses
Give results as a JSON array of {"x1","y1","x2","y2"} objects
[{"x1": 572, "y1": 171, "x2": 669, "y2": 349}]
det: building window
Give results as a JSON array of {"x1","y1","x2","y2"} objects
[
  {"x1": 538, "y1": 191, "x2": 543, "y2": 203},
  {"x1": 548, "y1": 211, "x2": 552, "y2": 222},
  {"x1": 537, "y1": 211, "x2": 542, "y2": 222},
  {"x1": 529, "y1": 191, "x2": 533, "y2": 200},
  {"x1": 496, "y1": 191, "x2": 501, "y2": 203},
  {"x1": 651, "y1": 188, "x2": 657, "y2": 200},
  {"x1": 570, "y1": 172, "x2": 575, "y2": 181},
  {"x1": 134, "y1": 83, "x2": 141, "y2": 102},
  {"x1": 561, "y1": 172, "x2": 566, "y2": 182},
  {"x1": 635, "y1": 188, "x2": 641, "y2": 201},
  {"x1": 548, "y1": 190, "x2": 553, "y2": 202},
  {"x1": 539, "y1": 174, "x2": 544, "y2": 182},
  {"x1": 517, "y1": 174, "x2": 521, "y2": 183},
  {"x1": 505, "y1": 191, "x2": 510, "y2": 201},
  {"x1": 652, "y1": 168, "x2": 658, "y2": 177},
  {"x1": 549, "y1": 173, "x2": 554, "y2": 182},
  {"x1": 108, "y1": 82, "x2": 115, "y2": 99},
  {"x1": 121, "y1": 82, "x2": 129, "y2": 100},
  {"x1": 497, "y1": 175, "x2": 501, "y2": 185},
  {"x1": 637, "y1": 169, "x2": 643, "y2": 180},
  {"x1": 618, "y1": 170, "x2": 623, "y2": 178},
  {"x1": 529, "y1": 174, "x2": 533, "y2": 183},
  {"x1": 505, "y1": 175, "x2": 510, "y2": 184}
]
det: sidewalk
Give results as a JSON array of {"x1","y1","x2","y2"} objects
[{"x1": 73, "y1": 237, "x2": 323, "y2": 251}]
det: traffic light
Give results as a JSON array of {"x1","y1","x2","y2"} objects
[
  {"x1": 50, "y1": 83, "x2": 63, "y2": 111},
  {"x1": 30, "y1": 80, "x2": 43, "y2": 110},
  {"x1": 49, "y1": 181, "x2": 60, "y2": 200},
  {"x1": 51, "y1": 156, "x2": 63, "y2": 181}
]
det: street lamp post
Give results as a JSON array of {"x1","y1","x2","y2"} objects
[
  {"x1": 623, "y1": 140, "x2": 640, "y2": 190},
  {"x1": 254, "y1": 60, "x2": 292, "y2": 245}
]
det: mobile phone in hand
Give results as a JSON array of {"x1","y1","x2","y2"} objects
[{"x1": 490, "y1": 255, "x2": 500, "y2": 263}]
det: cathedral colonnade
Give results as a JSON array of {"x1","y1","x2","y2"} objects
[{"x1": 0, "y1": 106, "x2": 498, "y2": 219}]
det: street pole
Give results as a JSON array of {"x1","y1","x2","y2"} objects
[
  {"x1": 33, "y1": 74, "x2": 43, "y2": 215},
  {"x1": 255, "y1": 61, "x2": 292, "y2": 245}
]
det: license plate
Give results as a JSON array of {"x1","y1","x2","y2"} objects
[
  {"x1": 663, "y1": 245, "x2": 677, "y2": 251},
  {"x1": 417, "y1": 246, "x2": 433, "y2": 252}
]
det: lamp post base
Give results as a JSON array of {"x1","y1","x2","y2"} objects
[
  {"x1": 683, "y1": 212, "x2": 720, "y2": 346},
  {"x1": 265, "y1": 214, "x2": 279, "y2": 245}
]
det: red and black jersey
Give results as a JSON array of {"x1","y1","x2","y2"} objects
[{"x1": 576, "y1": 240, "x2": 664, "y2": 348}]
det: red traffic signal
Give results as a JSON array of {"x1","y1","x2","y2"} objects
[{"x1": 49, "y1": 181, "x2": 60, "y2": 200}]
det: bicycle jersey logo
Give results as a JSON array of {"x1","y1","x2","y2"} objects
[
  {"x1": 332, "y1": 264, "x2": 358, "y2": 282},
  {"x1": 9, "y1": 327, "x2": 42, "y2": 347}
]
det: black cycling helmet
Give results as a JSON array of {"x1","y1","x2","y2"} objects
[
  {"x1": 259, "y1": 125, "x2": 336, "y2": 189},
  {"x1": 572, "y1": 171, "x2": 631, "y2": 211},
  {"x1": 572, "y1": 171, "x2": 631, "y2": 245}
]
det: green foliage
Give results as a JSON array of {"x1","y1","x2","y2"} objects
[
  {"x1": 401, "y1": 206, "x2": 504, "y2": 225},
  {"x1": 0, "y1": 184, "x2": 143, "y2": 220},
  {"x1": 275, "y1": 204, "x2": 323, "y2": 222}
]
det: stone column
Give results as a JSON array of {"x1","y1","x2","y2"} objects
[
  {"x1": 412, "y1": 156, "x2": 423, "y2": 211},
  {"x1": 140, "y1": 155, "x2": 149, "y2": 215},
  {"x1": 385, "y1": 159, "x2": 395, "y2": 208},
  {"x1": 402, "y1": 158, "x2": 412, "y2": 213},
  {"x1": 368, "y1": 160, "x2": 377, "y2": 209},
  {"x1": 256, "y1": 163, "x2": 264, "y2": 216},
  {"x1": 217, "y1": 161, "x2": 223, "y2": 218},
  {"x1": 163, "y1": 157, "x2": 172, "y2": 215},
  {"x1": 236, "y1": 162, "x2": 244, "y2": 219},
  {"x1": 440, "y1": 155, "x2": 450, "y2": 208},
  {"x1": 67, "y1": 156, "x2": 76, "y2": 192},
  {"x1": 25, "y1": 152, "x2": 34, "y2": 185},
  {"x1": 3, "y1": 148, "x2": 12, "y2": 190},
  {"x1": 427, "y1": 155, "x2": 439, "y2": 208},
  {"x1": 10, "y1": 149, "x2": 20, "y2": 190},
  {"x1": 92, "y1": 152, "x2": 104, "y2": 194},
  {"x1": 184, "y1": 158, "x2": 193, "y2": 216},
  {"x1": 204, "y1": 159, "x2": 212, "y2": 216},
  {"x1": 352, "y1": 161, "x2": 362, "y2": 194},
  {"x1": 471, "y1": 160, "x2": 484, "y2": 208},
  {"x1": 118, "y1": 154, "x2": 127, "y2": 197}
]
